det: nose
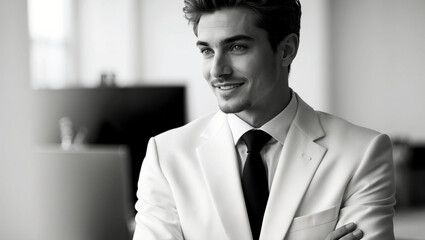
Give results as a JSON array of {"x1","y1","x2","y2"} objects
[{"x1": 210, "y1": 53, "x2": 232, "y2": 78}]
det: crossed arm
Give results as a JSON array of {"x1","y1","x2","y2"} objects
[{"x1": 327, "y1": 223, "x2": 363, "y2": 240}]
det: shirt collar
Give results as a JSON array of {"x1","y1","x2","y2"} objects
[{"x1": 227, "y1": 89, "x2": 298, "y2": 145}]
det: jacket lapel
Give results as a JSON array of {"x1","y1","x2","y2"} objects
[
  {"x1": 196, "y1": 112, "x2": 252, "y2": 240},
  {"x1": 260, "y1": 96, "x2": 328, "y2": 240}
]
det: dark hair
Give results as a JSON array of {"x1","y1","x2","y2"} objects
[{"x1": 183, "y1": 0, "x2": 302, "y2": 52}]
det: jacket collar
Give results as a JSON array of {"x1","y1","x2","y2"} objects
[
  {"x1": 197, "y1": 112, "x2": 253, "y2": 240},
  {"x1": 260, "y1": 93, "x2": 327, "y2": 239}
]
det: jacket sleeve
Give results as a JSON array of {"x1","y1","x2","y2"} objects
[
  {"x1": 336, "y1": 134, "x2": 396, "y2": 239},
  {"x1": 133, "y1": 137, "x2": 184, "y2": 240}
]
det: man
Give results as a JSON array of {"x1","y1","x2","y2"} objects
[{"x1": 133, "y1": 0, "x2": 396, "y2": 239}]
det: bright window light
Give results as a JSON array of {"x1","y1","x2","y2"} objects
[{"x1": 28, "y1": 0, "x2": 74, "y2": 88}]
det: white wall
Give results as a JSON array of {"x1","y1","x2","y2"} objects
[
  {"x1": 137, "y1": 0, "x2": 330, "y2": 121},
  {"x1": 0, "y1": 0, "x2": 36, "y2": 239},
  {"x1": 291, "y1": 0, "x2": 331, "y2": 112},
  {"x1": 329, "y1": 0, "x2": 425, "y2": 141},
  {"x1": 78, "y1": 0, "x2": 138, "y2": 86}
]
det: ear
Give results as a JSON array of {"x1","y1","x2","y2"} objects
[{"x1": 279, "y1": 33, "x2": 299, "y2": 67}]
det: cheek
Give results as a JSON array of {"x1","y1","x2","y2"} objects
[
  {"x1": 247, "y1": 53, "x2": 277, "y2": 78},
  {"x1": 202, "y1": 60, "x2": 211, "y2": 81},
  {"x1": 233, "y1": 57, "x2": 259, "y2": 80}
]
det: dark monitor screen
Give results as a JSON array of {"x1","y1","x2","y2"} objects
[{"x1": 33, "y1": 86, "x2": 186, "y2": 206}]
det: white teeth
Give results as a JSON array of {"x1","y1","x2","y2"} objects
[{"x1": 218, "y1": 83, "x2": 242, "y2": 90}]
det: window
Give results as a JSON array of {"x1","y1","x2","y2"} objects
[
  {"x1": 28, "y1": 0, "x2": 76, "y2": 88},
  {"x1": 28, "y1": 0, "x2": 138, "y2": 88}
]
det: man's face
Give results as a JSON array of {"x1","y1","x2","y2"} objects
[{"x1": 196, "y1": 7, "x2": 287, "y2": 124}]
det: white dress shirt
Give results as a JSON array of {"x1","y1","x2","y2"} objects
[{"x1": 227, "y1": 90, "x2": 298, "y2": 190}]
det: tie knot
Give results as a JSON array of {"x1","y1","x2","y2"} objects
[{"x1": 241, "y1": 130, "x2": 271, "y2": 153}]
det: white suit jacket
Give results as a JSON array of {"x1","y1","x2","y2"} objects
[{"x1": 133, "y1": 95, "x2": 395, "y2": 240}]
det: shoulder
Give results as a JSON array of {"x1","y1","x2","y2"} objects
[
  {"x1": 317, "y1": 111, "x2": 380, "y2": 138},
  {"x1": 294, "y1": 94, "x2": 386, "y2": 148},
  {"x1": 144, "y1": 111, "x2": 224, "y2": 171},
  {"x1": 294, "y1": 93, "x2": 384, "y2": 145},
  {"x1": 315, "y1": 111, "x2": 391, "y2": 156},
  {"x1": 153, "y1": 111, "x2": 221, "y2": 146},
  {"x1": 316, "y1": 111, "x2": 381, "y2": 138}
]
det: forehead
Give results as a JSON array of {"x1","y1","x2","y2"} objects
[{"x1": 197, "y1": 7, "x2": 263, "y2": 43}]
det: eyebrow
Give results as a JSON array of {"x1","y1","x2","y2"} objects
[{"x1": 196, "y1": 35, "x2": 254, "y2": 47}]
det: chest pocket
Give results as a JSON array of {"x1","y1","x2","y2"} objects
[{"x1": 285, "y1": 206, "x2": 339, "y2": 240}]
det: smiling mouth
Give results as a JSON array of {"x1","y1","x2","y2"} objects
[{"x1": 217, "y1": 83, "x2": 244, "y2": 90}]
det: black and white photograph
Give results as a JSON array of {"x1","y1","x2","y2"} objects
[{"x1": 1, "y1": 0, "x2": 425, "y2": 239}]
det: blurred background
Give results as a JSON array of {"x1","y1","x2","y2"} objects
[{"x1": 1, "y1": 0, "x2": 424, "y2": 239}]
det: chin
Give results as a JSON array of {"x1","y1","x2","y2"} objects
[
  {"x1": 217, "y1": 101, "x2": 247, "y2": 114},
  {"x1": 218, "y1": 107, "x2": 236, "y2": 114}
]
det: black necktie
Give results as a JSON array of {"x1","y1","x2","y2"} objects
[{"x1": 241, "y1": 130, "x2": 271, "y2": 240}]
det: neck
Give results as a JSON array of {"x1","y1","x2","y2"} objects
[{"x1": 236, "y1": 88, "x2": 291, "y2": 128}]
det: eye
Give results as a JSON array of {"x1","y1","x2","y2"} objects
[
  {"x1": 200, "y1": 48, "x2": 214, "y2": 57},
  {"x1": 230, "y1": 44, "x2": 247, "y2": 53}
]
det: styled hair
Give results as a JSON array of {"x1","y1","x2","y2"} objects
[{"x1": 183, "y1": 0, "x2": 302, "y2": 52}]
